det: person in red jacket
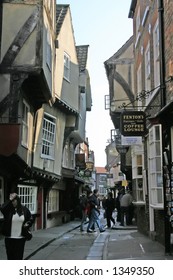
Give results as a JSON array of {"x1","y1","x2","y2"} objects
[{"x1": 0, "y1": 193, "x2": 33, "y2": 260}]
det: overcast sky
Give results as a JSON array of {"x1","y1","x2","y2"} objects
[{"x1": 57, "y1": 0, "x2": 133, "y2": 166}]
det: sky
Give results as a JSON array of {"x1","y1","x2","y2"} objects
[{"x1": 57, "y1": 0, "x2": 133, "y2": 167}]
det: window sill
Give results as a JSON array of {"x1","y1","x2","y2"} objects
[
  {"x1": 150, "y1": 204, "x2": 164, "y2": 210},
  {"x1": 133, "y1": 201, "x2": 145, "y2": 206}
]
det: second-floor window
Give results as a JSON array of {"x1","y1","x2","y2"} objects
[
  {"x1": 41, "y1": 114, "x2": 56, "y2": 159},
  {"x1": 145, "y1": 43, "x2": 151, "y2": 105},
  {"x1": 137, "y1": 64, "x2": 142, "y2": 109},
  {"x1": 46, "y1": 29, "x2": 52, "y2": 71},
  {"x1": 135, "y1": 7, "x2": 141, "y2": 47},
  {"x1": 153, "y1": 20, "x2": 160, "y2": 87},
  {"x1": 21, "y1": 100, "x2": 30, "y2": 148},
  {"x1": 64, "y1": 52, "x2": 70, "y2": 81}
]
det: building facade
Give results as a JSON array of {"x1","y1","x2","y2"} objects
[
  {"x1": 0, "y1": 1, "x2": 92, "y2": 232},
  {"x1": 105, "y1": 0, "x2": 173, "y2": 253}
]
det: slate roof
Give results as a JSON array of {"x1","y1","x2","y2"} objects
[
  {"x1": 56, "y1": 4, "x2": 69, "y2": 35},
  {"x1": 76, "y1": 45, "x2": 89, "y2": 72}
]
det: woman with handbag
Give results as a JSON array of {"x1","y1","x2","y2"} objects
[{"x1": 0, "y1": 193, "x2": 33, "y2": 260}]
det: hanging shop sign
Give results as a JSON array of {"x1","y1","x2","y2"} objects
[
  {"x1": 84, "y1": 170, "x2": 92, "y2": 177},
  {"x1": 121, "y1": 111, "x2": 146, "y2": 136},
  {"x1": 85, "y1": 161, "x2": 94, "y2": 171},
  {"x1": 75, "y1": 154, "x2": 86, "y2": 169}
]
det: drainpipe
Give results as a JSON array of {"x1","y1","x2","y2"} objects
[
  {"x1": 158, "y1": 0, "x2": 166, "y2": 108},
  {"x1": 158, "y1": 0, "x2": 171, "y2": 254}
]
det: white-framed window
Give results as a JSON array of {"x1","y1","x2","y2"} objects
[
  {"x1": 62, "y1": 143, "x2": 69, "y2": 168},
  {"x1": 62, "y1": 142, "x2": 74, "y2": 168},
  {"x1": 135, "y1": 7, "x2": 141, "y2": 47},
  {"x1": 153, "y1": 20, "x2": 160, "y2": 88},
  {"x1": 137, "y1": 64, "x2": 142, "y2": 109},
  {"x1": 141, "y1": 6, "x2": 149, "y2": 26},
  {"x1": 64, "y1": 52, "x2": 70, "y2": 81},
  {"x1": 136, "y1": 178, "x2": 144, "y2": 201},
  {"x1": 145, "y1": 44, "x2": 151, "y2": 80},
  {"x1": 48, "y1": 189, "x2": 59, "y2": 213},
  {"x1": 21, "y1": 100, "x2": 30, "y2": 148},
  {"x1": 0, "y1": 177, "x2": 4, "y2": 218},
  {"x1": 136, "y1": 7, "x2": 140, "y2": 38},
  {"x1": 105, "y1": 95, "x2": 110, "y2": 110},
  {"x1": 18, "y1": 184, "x2": 38, "y2": 214},
  {"x1": 132, "y1": 145, "x2": 145, "y2": 202},
  {"x1": 41, "y1": 114, "x2": 56, "y2": 159},
  {"x1": 133, "y1": 154, "x2": 143, "y2": 177},
  {"x1": 145, "y1": 43, "x2": 151, "y2": 105},
  {"x1": 46, "y1": 28, "x2": 52, "y2": 71},
  {"x1": 148, "y1": 125, "x2": 163, "y2": 207}
]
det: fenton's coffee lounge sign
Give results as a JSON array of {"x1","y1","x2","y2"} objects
[{"x1": 121, "y1": 111, "x2": 146, "y2": 136}]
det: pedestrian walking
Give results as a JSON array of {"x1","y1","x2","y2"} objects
[
  {"x1": 120, "y1": 190, "x2": 133, "y2": 226},
  {"x1": 79, "y1": 192, "x2": 88, "y2": 232},
  {"x1": 105, "y1": 192, "x2": 116, "y2": 228},
  {"x1": 115, "y1": 187, "x2": 125, "y2": 223},
  {"x1": 0, "y1": 192, "x2": 33, "y2": 260},
  {"x1": 87, "y1": 189, "x2": 105, "y2": 233}
]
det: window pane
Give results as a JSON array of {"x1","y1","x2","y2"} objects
[
  {"x1": 156, "y1": 158, "x2": 161, "y2": 171},
  {"x1": 155, "y1": 142, "x2": 161, "y2": 155},
  {"x1": 137, "y1": 155, "x2": 142, "y2": 165},
  {"x1": 155, "y1": 126, "x2": 160, "y2": 140},
  {"x1": 137, "y1": 166, "x2": 142, "y2": 175}
]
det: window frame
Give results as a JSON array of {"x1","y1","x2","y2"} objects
[
  {"x1": 145, "y1": 43, "x2": 151, "y2": 105},
  {"x1": 18, "y1": 184, "x2": 38, "y2": 214},
  {"x1": 48, "y1": 188, "x2": 59, "y2": 213},
  {"x1": 41, "y1": 113, "x2": 56, "y2": 160},
  {"x1": 132, "y1": 145, "x2": 145, "y2": 202},
  {"x1": 148, "y1": 125, "x2": 163, "y2": 208},
  {"x1": 46, "y1": 28, "x2": 52, "y2": 71},
  {"x1": 137, "y1": 64, "x2": 143, "y2": 109},
  {"x1": 153, "y1": 20, "x2": 160, "y2": 88},
  {"x1": 21, "y1": 100, "x2": 30, "y2": 148},
  {"x1": 63, "y1": 52, "x2": 70, "y2": 81}
]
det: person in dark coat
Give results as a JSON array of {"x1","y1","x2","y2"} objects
[
  {"x1": 105, "y1": 192, "x2": 116, "y2": 228},
  {"x1": 87, "y1": 189, "x2": 105, "y2": 233},
  {"x1": 79, "y1": 192, "x2": 88, "y2": 232},
  {"x1": 0, "y1": 193, "x2": 33, "y2": 260}
]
